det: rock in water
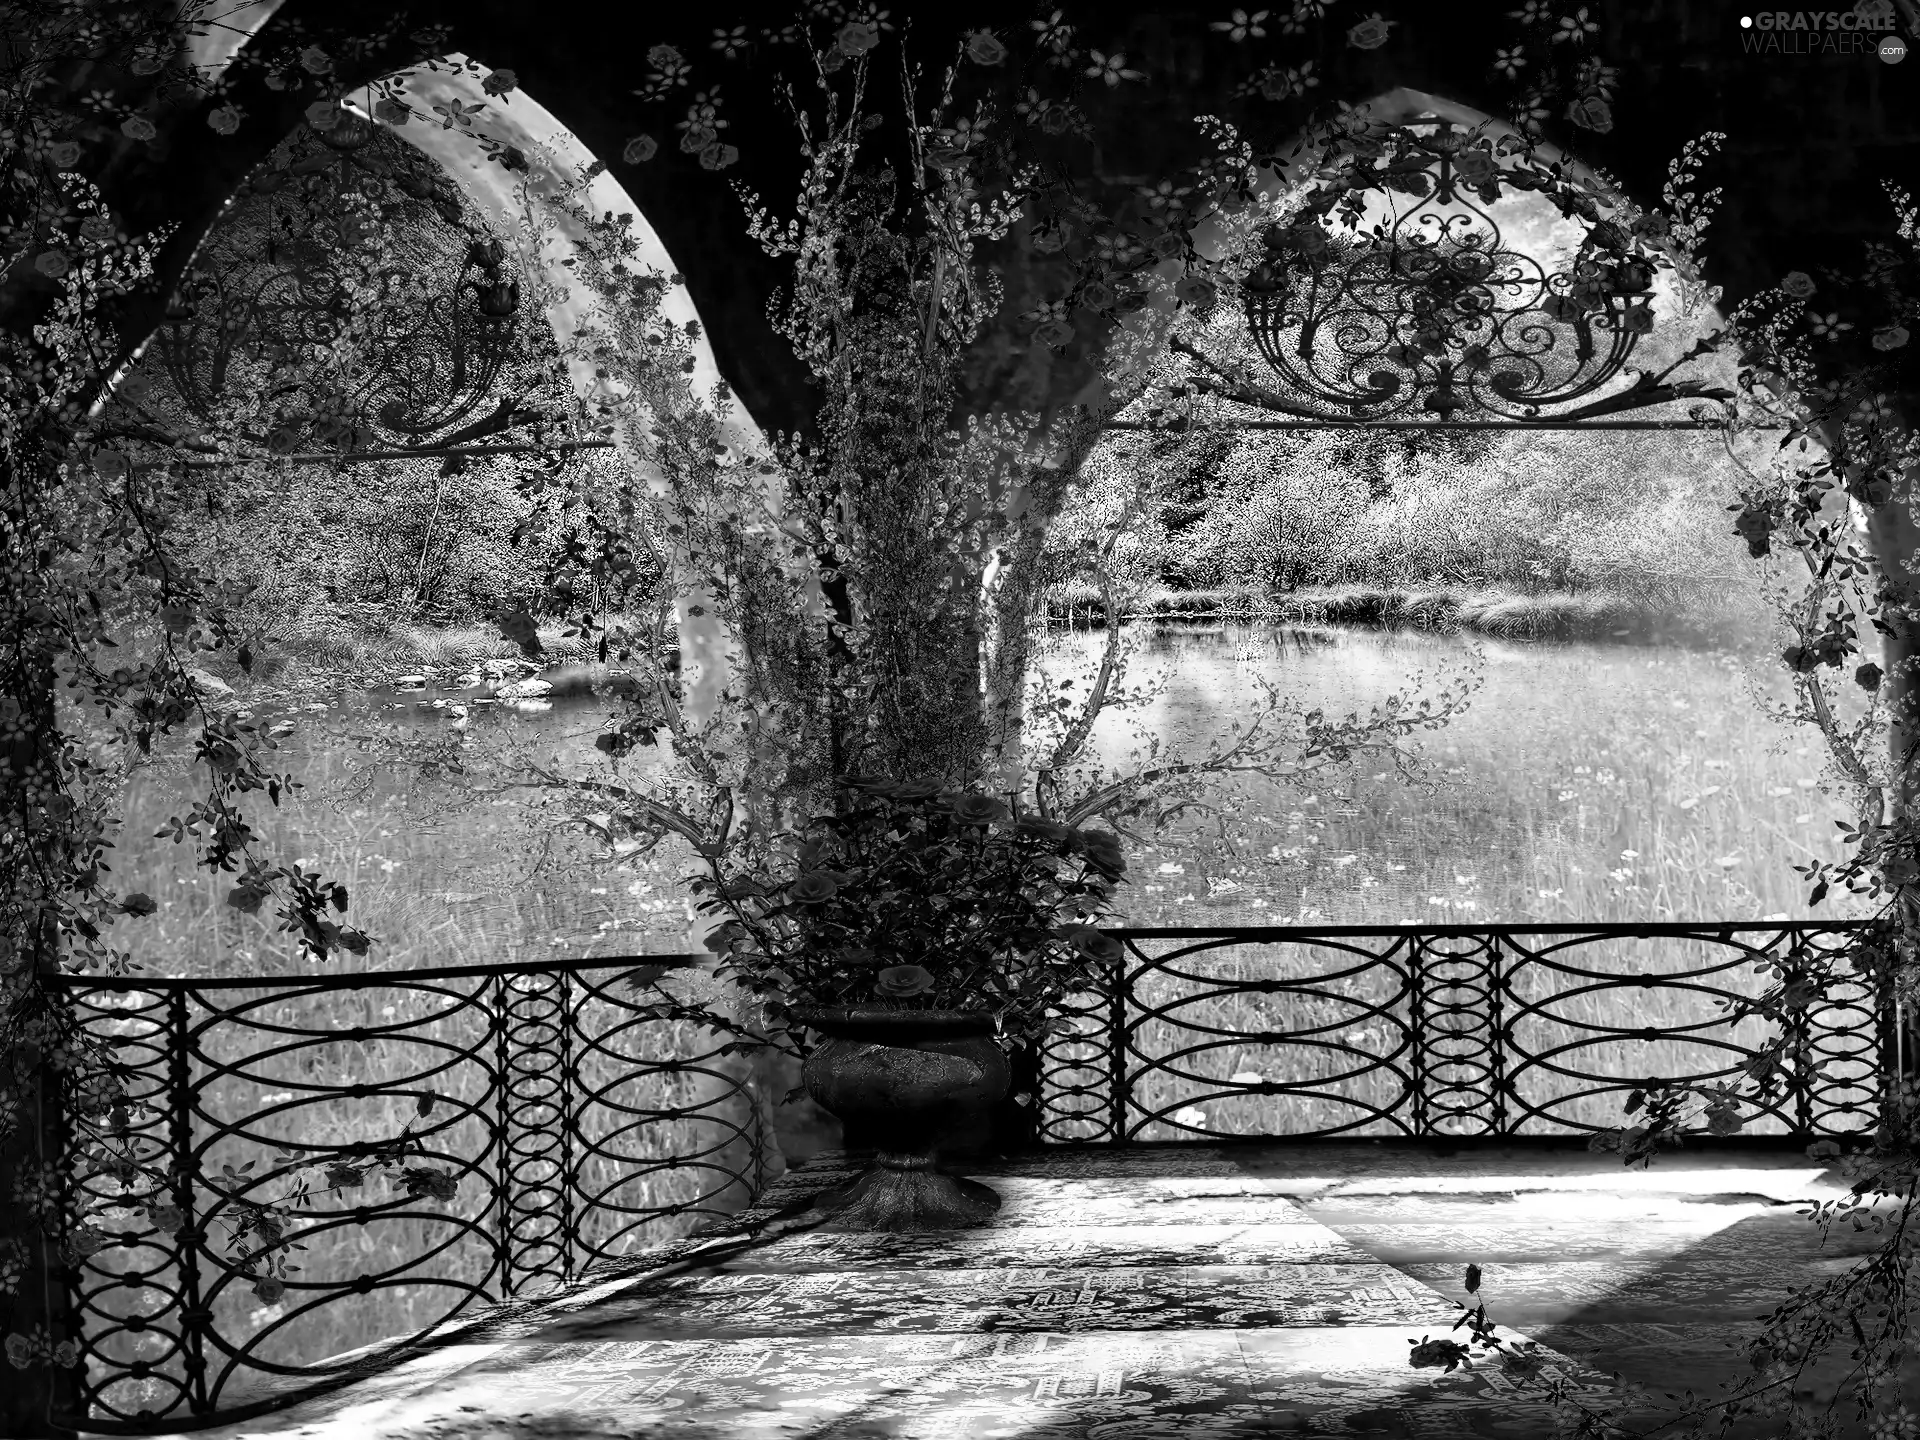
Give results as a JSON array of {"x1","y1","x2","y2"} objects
[{"x1": 495, "y1": 678, "x2": 553, "y2": 700}]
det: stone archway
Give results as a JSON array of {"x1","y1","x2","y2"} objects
[{"x1": 334, "y1": 58, "x2": 768, "y2": 733}]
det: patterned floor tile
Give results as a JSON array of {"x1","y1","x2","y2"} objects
[
  {"x1": 182, "y1": 1144, "x2": 1890, "y2": 1440},
  {"x1": 717, "y1": 1224, "x2": 1378, "y2": 1270},
  {"x1": 542, "y1": 1263, "x2": 1462, "y2": 1340},
  {"x1": 213, "y1": 1329, "x2": 1647, "y2": 1440}
]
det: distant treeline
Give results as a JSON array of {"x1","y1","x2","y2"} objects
[{"x1": 1040, "y1": 424, "x2": 1779, "y2": 638}]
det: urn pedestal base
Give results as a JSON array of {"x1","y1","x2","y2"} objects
[
  {"x1": 789, "y1": 1006, "x2": 1012, "y2": 1233},
  {"x1": 809, "y1": 1151, "x2": 1003, "y2": 1232}
]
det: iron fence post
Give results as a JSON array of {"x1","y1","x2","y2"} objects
[
  {"x1": 1787, "y1": 956, "x2": 1816, "y2": 1141},
  {"x1": 1488, "y1": 932, "x2": 1511, "y2": 1136},
  {"x1": 487, "y1": 973, "x2": 511, "y2": 1299},
  {"x1": 1882, "y1": 977, "x2": 1912, "y2": 1143},
  {"x1": 991, "y1": 1039, "x2": 1041, "y2": 1154},
  {"x1": 556, "y1": 972, "x2": 577, "y2": 1285},
  {"x1": 1107, "y1": 955, "x2": 1130, "y2": 1144},
  {"x1": 169, "y1": 989, "x2": 210, "y2": 1418},
  {"x1": 1407, "y1": 936, "x2": 1430, "y2": 1136}
]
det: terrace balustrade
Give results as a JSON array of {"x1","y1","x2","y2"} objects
[{"x1": 20, "y1": 919, "x2": 1900, "y2": 1434}]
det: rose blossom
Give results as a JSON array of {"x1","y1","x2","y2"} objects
[
  {"x1": 874, "y1": 964, "x2": 935, "y2": 999},
  {"x1": 951, "y1": 795, "x2": 1011, "y2": 824},
  {"x1": 207, "y1": 104, "x2": 242, "y2": 135},
  {"x1": 788, "y1": 871, "x2": 841, "y2": 903},
  {"x1": 623, "y1": 134, "x2": 659, "y2": 163},
  {"x1": 482, "y1": 68, "x2": 518, "y2": 97},
  {"x1": 34, "y1": 251, "x2": 69, "y2": 278},
  {"x1": 1061, "y1": 926, "x2": 1125, "y2": 962},
  {"x1": 48, "y1": 141, "x2": 81, "y2": 168},
  {"x1": 1034, "y1": 318, "x2": 1075, "y2": 348},
  {"x1": 1454, "y1": 149, "x2": 1497, "y2": 184},
  {"x1": 966, "y1": 31, "x2": 1008, "y2": 65},
  {"x1": 1075, "y1": 829, "x2": 1127, "y2": 874},
  {"x1": 120, "y1": 115, "x2": 158, "y2": 142},
  {"x1": 1780, "y1": 271, "x2": 1817, "y2": 299},
  {"x1": 837, "y1": 20, "x2": 881, "y2": 55},
  {"x1": 1565, "y1": 95, "x2": 1613, "y2": 133},
  {"x1": 147, "y1": 1205, "x2": 184, "y2": 1234},
  {"x1": 1015, "y1": 818, "x2": 1074, "y2": 845},
  {"x1": 1176, "y1": 276, "x2": 1218, "y2": 307},
  {"x1": 1872, "y1": 325, "x2": 1910, "y2": 351},
  {"x1": 1347, "y1": 14, "x2": 1394, "y2": 48}
]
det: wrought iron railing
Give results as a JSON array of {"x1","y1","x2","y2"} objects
[
  {"x1": 1020, "y1": 922, "x2": 1890, "y2": 1145},
  {"x1": 43, "y1": 955, "x2": 778, "y2": 1435},
  {"x1": 29, "y1": 919, "x2": 1894, "y2": 1435}
]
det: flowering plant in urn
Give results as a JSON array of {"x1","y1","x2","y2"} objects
[{"x1": 691, "y1": 775, "x2": 1129, "y2": 1047}]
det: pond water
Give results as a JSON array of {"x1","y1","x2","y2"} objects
[{"x1": 113, "y1": 620, "x2": 1875, "y2": 981}]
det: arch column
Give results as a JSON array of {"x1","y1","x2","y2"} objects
[
  {"x1": 1866, "y1": 444, "x2": 1920, "y2": 834},
  {"x1": 344, "y1": 62, "x2": 794, "y2": 1194},
  {"x1": 351, "y1": 58, "x2": 777, "y2": 736}
]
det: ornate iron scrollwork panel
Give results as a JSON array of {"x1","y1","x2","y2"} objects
[
  {"x1": 153, "y1": 110, "x2": 524, "y2": 454},
  {"x1": 1240, "y1": 124, "x2": 1670, "y2": 423}
]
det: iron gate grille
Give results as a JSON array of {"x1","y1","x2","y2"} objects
[{"x1": 1022, "y1": 922, "x2": 1887, "y2": 1145}]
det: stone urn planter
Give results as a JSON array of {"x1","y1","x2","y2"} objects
[{"x1": 788, "y1": 1004, "x2": 1011, "y2": 1232}]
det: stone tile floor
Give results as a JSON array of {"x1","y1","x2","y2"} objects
[{"x1": 176, "y1": 1141, "x2": 1903, "y2": 1440}]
